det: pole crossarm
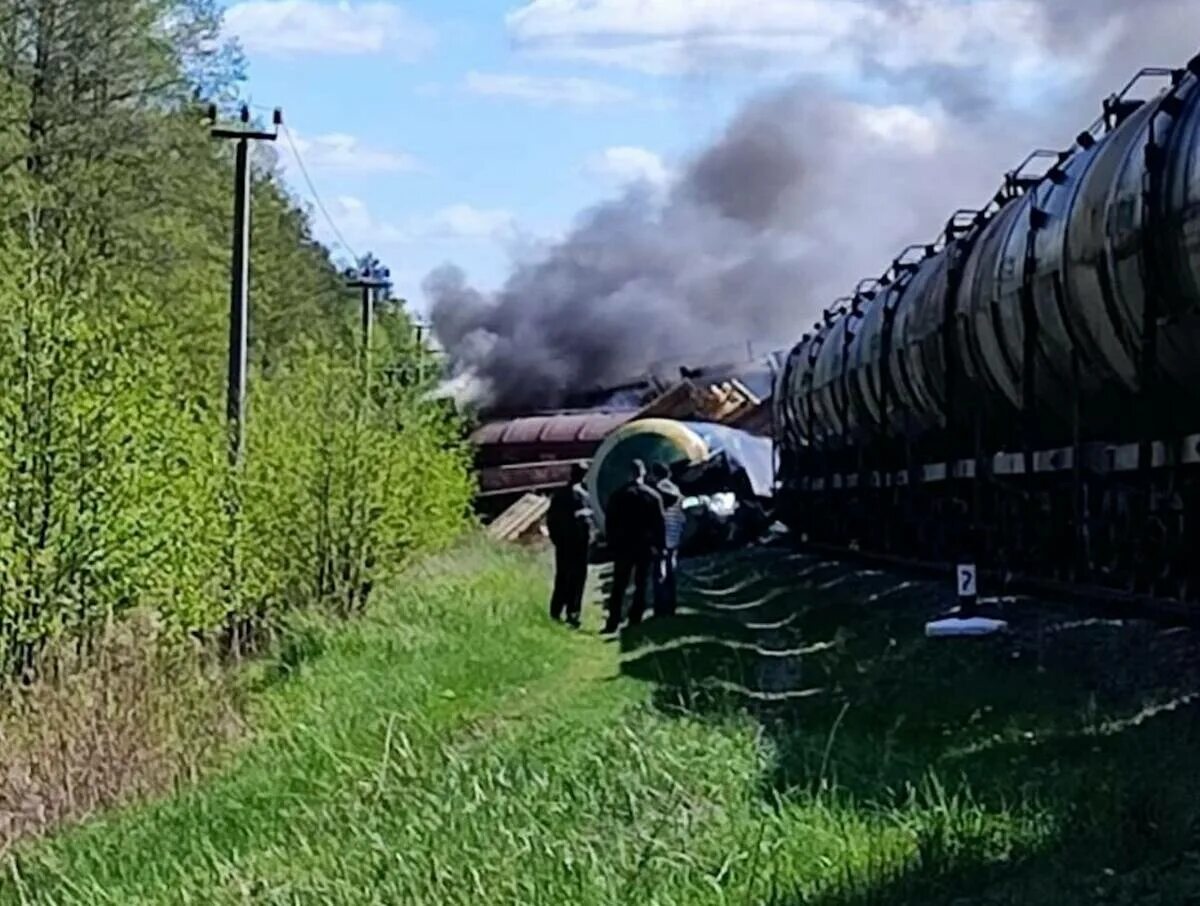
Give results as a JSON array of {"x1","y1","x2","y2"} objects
[
  {"x1": 211, "y1": 128, "x2": 280, "y2": 142},
  {"x1": 208, "y1": 103, "x2": 282, "y2": 143}
]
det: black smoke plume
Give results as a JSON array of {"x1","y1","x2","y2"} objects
[{"x1": 424, "y1": 102, "x2": 815, "y2": 412}]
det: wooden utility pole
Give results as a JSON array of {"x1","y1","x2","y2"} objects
[
  {"x1": 209, "y1": 104, "x2": 281, "y2": 467},
  {"x1": 346, "y1": 274, "x2": 392, "y2": 358},
  {"x1": 414, "y1": 321, "x2": 430, "y2": 384}
]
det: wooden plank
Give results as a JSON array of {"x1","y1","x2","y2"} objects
[
  {"x1": 487, "y1": 493, "x2": 551, "y2": 542},
  {"x1": 488, "y1": 496, "x2": 533, "y2": 539},
  {"x1": 501, "y1": 495, "x2": 551, "y2": 542},
  {"x1": 727, "y1": 378, "x2": 762, "y2": 407},
  {"x1": 729, "y1": 401, "x2": 774, "y2": 436}
]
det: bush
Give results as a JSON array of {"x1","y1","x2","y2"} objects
[
  {"x1": 0, "y1": 0, "x2": 475, "y2": 675},
  {"x1": 0, "y1": 235, "x2": 473, "y2": 675}
]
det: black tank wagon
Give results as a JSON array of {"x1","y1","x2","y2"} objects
[{"x1": 775, "y1": 50, "x2": 1200, "y2": 606}]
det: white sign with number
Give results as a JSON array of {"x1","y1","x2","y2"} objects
[{"x1": 957, "y1": 564, "x2": 977, "y2": 598}]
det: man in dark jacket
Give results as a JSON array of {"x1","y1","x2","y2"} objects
[
  {"x1": 547, "y1": 465, "x2": 592, "y2": 628},
  {"x1": 602, "y1": 460, "x2": 665, "y2": 634}
]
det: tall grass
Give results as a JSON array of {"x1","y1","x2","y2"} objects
[
  {"x1": 10, "y1": 547, "x2": 1200, "y2": 904},
  {"x1": 0, "y1": 610, "x2": 239, "y2": 851}
]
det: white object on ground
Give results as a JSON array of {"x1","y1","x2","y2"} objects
[
  {"x1": 708, "y1": 493, "x2": 737, "y2": 518},
  {"x1": 681, "y1": 493, "x2": 738, "y2": 520},
  {"x1": 925, "y1": 617, "x2": 1009, "y2": 638}
]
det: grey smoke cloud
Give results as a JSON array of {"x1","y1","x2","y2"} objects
[
  {"x1": 428, "y1": 1, "x2": 1200, "y2": 413},
  {"x1": 425, "y1": 97, "x2": 820, "y2": 412}
]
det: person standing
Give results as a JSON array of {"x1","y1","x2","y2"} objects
[
  {"x1": 651, "y1": 462, "x2": 684, "y2": 617},
  {"x1": 602, "y1": 460, "x2": 664, "y2": 634},
  {"x1": 547, "y1": 465, "x2": 592, "y2": 629}
]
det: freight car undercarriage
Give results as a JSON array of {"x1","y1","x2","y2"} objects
[{"x1": 782, "y1": 430, "x2": 1200, "y2": 611}]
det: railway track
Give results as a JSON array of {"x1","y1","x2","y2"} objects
[
  {"x1": 801, "y1": 541, "x2": 1200, "y2": 627},
  {"x1": 616, "y1": 546, "x2": 1200, "y2": 718}
]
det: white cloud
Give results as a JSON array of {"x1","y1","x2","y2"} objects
[
  {"x1": 584, "y1": 146, "x2": 673, "y2": 189},
  {"x1": 284, "y1": 131, "x2": 421, "y2": 173},
  {"x1": 505, "y1": 0, "x2": 1100, "y2": 86},
  {"x1": 507, "y1": 0, "x2": 858, "y2": 75},
  {"x1": 326, "y1": 195, "x2": 408, "y2": 247},
  {"x1": 851, "y1": 105, "x2": 944, "y2": 155},
  {"x1": 464, "y1": 71, "x2": 635, "y2": 106},
  {"x1": 319, "y1": 197, "x2": 517, "y2": 249},
  {"x1": 428, "y1": 204, "x2": 518, "y2": 241},
  {"x1": 225, "y1": 1, "x2": 435, "y2": 58}
]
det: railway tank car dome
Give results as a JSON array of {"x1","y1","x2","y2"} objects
[{"x1": 585, "y1": 419, "x2": 773, "y2": 536}]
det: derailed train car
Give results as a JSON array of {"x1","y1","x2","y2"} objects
[
  {"x1": 470, "y1": 412, "x2": 631, "y2": 517},
  {"x1": 587, "y1": 419, "x2": 775, "y2": 556},
  {"x1": 775, "y1": 51, "x2": 1200, "y2": 605}
]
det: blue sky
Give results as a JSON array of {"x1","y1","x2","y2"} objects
[
  {"x1": 219, "y1": 0, "x2": 1114, "y2": 315},
  {"x1": 222, "y1": 0, "x2": 783, "y2": 313}
]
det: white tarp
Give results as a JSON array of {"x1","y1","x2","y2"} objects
[{"x1": 687, "y1": 422, "x2": 775, "y2": 498}]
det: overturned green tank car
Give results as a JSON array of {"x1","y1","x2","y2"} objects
[{"x1": 585, "y1": 418, "x2": 774, "y2": 554}]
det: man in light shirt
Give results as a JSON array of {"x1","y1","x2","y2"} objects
[{"x1": 651, "y1": 462, "x2": 684, "y2": 617}]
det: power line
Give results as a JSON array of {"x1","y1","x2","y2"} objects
[{"x1": 278, "y1": 121, "x2": 360, "y2": 263}]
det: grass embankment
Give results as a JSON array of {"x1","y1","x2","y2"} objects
[{"x1": 6, "y1": 542, "x2": 1200, "y2": 904}]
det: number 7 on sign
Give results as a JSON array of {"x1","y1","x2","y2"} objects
[{"x1": 957, "y1": 564, "x2": 977, "y2": 599}]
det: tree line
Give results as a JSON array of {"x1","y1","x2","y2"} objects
[{"x1": 0, "y1": 0, "x2": 474, "y2": 674}]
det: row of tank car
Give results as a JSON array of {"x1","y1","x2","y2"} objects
[{"x1": 773, "y1": 52, "x2": 1200, "y2": 604}]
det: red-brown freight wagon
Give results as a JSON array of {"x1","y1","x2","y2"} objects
[{"x1": 471, "y1": 411, "x2": 633, "y2": 518}]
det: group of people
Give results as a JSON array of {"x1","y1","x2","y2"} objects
[{"x1": 546, "y1": 459, "x2": 686, "y2": 634}]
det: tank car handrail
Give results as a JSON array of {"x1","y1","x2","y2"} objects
[
  {"x1": 1100, "y1": 67, "x2": 1177, "y2": 132},
  {"x1": 850, "y1": 280, "x2": 882, "y2": 318},
  {"x1": 1006, "y1": 148, "x2": 1067, "y2": 191},
  {"x1": 1064, "y1": 65, "x2": 1188, "y2": 149},
  {"x1": 806, "y1": 327, "x2": 826, "y2": 363},
  {"x1": 944, "y1": 211, "x2": 981, "y2": 240},
  {"x1": 973, "y1": 203, "x2": 998, "y2": 226},
  {"x1": 824, "y1": 297, "x2": 852, "y2": 323},
  {"x1": 1112, "y1": 66, "x2": 1186, "y2": 105},
  {"x1": 854, "y1": 278, "x2": 881, "y2": 299}
]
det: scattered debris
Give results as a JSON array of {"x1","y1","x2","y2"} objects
[
  {"x1": 635, "y1": 377, "x2": 766, "y2": 432},
  {"x1": 486, "y1": 494, "x2": 550, "y2": 544}
]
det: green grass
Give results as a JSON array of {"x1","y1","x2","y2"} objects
[{"x1": 6, "y1": 542, "x2": 1200, "y2": 904}]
